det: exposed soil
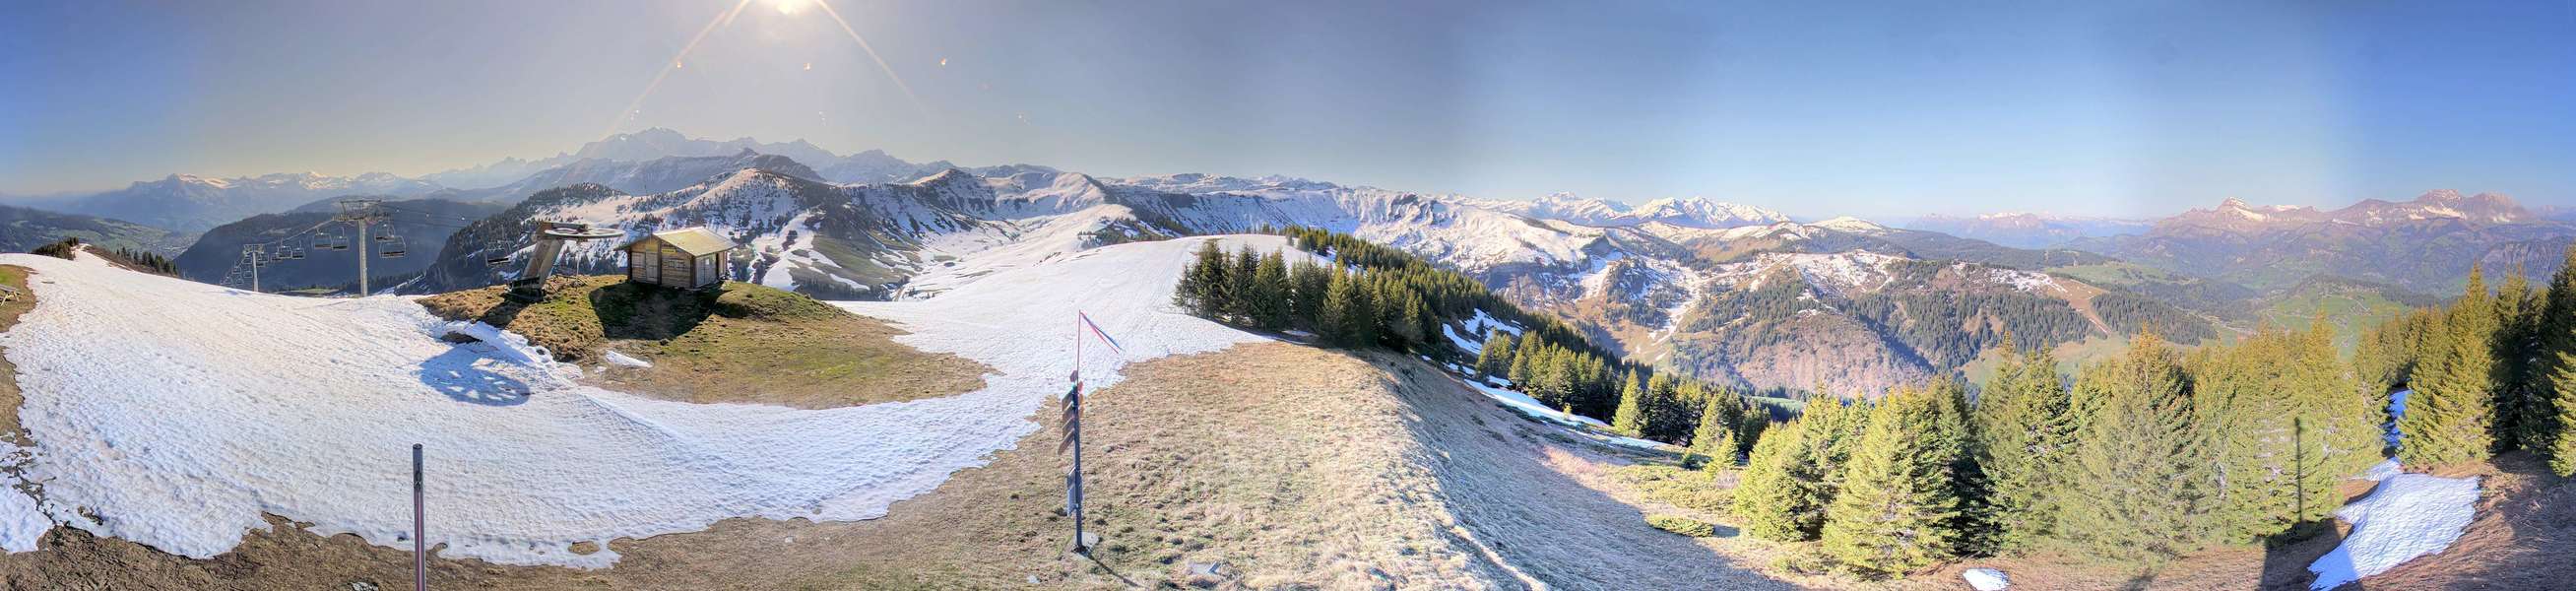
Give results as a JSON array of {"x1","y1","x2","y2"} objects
[{"x1": 420, "y1": 275, "x2": 988, "y2": 409}]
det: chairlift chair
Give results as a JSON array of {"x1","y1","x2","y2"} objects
[{"x1": 380, "y1": 235, "x2": 408, "y2": 258}]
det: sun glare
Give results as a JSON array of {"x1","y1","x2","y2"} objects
[{"x1": 769, "y1": 0, "x2": 807, "y2": 16}]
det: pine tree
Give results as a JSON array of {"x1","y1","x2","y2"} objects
[
  {"x1": 1930, "y1": 378, "x2": 1995, "y2": 558},
  {"x1": 1612, "y1": 370, "x2": 1649, "y2": 437},
  {"x1": 2490, "y1": 270, "x2": 2542, "y2": 451},
  {"x1": 2527, "y1": 247, "x2": 2576, "y2": 464},
  {"x1": 1224, "y1": 247, "x2": 1260, "y2": 321},
  {"x1": 1973, "y1": 343, "x2": 2071, "y2": 554},
  {"x1": 1686, "y1": 390, "x2": 1741, "y2": 469},
  {"x1": 1474, "y1": 330, "x2": 1516, "y2": 378},
  {"x1": 2400, "y1": 266, "x2": 2498, "y2": 468},
  {"x1": 1319, "y1": 269, "x2": 1375, "y2": 348},
  {"x1": 2198, "y1": 325, "x2": 2373, "y2": 542},
  {"x1": 2051, "y1": 334, "x2": 2214, "y2": 565},
  {"x1": 1821, "y1": 383, "x2": 1964, "y2": 576},
  {"x1": 1287, "y1": 259, "x2": 1331, "y2": 323},
  {"x1": 1734, "y1": 417, "x2": 1817, "y2": 541},
  {"x1": 1174, "y1": 240, "x2": 1228, "y2": 316},
  {"x1": 2551, "y1": 351, "x2": 2576, "y2": 477},
  {"x1": 1735, "y1": 408, "x2": 1771, "y2": 459},
  {"x1": 1508, "y1": 334, "x2": 1542, "y2": 386},
  {"x1": 1249, "y1": 251, "x2": 1291, "y2": 330}
]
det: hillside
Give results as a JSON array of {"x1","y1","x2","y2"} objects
[
  {"x1": 172, "y1": 197, "x2": 506, "y2": 291},
  {"x1": 0, "y1": 234, "x2": 1805, "y2": 589},
  {"x1": 0, "y1": 203, "x2": 190, "y2": 255}
]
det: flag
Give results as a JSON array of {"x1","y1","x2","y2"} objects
[{"x1": 1078, "y1": 311, "x2": 1126, "y2": 358}]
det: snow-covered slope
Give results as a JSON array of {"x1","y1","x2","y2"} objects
[{"x1": 0, "y1": 237, "x2": 1292, "y2": 568}]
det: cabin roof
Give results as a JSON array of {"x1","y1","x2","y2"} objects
[{"x1": 620, "y1": 227, "x2": 737, "y2": 256}]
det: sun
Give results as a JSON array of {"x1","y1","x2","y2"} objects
[{"x1": 768, "y1": 0, "x2": 808, "y2": 16}]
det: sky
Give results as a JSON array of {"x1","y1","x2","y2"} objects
[{"x1": 2, "y1": 0, "x2": 2570, "y2": 219}]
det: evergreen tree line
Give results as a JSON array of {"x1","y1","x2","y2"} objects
[
  {"x1": 1174, "y1": 230, "x2": 1772, "y2": 456},
  {"x1": 112, "y1": 246, "x2": 180, "y2": 275},
  {"x1": 2092, "y1": 291, "x2": 2219, "y2": 343},
  {"x1": 1733, "y1": 326, "x2": 2384, "y2": 576},
  {"x1": 2357, "y1": 254, "x2": 2576, "y2": 477}
]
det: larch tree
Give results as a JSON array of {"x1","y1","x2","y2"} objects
[
  {"x1": 1821, "y1": 383, "x2": 1965, "y2": 576},
  {"x1": 2051, "y1": 334, "x2": 2215, "y2": 565}
]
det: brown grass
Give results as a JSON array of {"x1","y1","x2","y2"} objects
[{"x1": 420, "y1": 275, "x2": 987, "y2": 409}]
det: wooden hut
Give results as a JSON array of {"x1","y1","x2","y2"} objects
[{"x1": 619, "y1": 228, "x2": 737, "y2": 290}]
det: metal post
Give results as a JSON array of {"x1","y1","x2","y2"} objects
[
  {"x1": 413, "y1": 443, "x2": 426, "y2": 591},
  {"x1": 1068, "y1": 312, "x2": 1086, "y2": 554},
  {"x1": 358, "y1": 220, "x2": 372, "y2": 296},
  {"x1": 243, "y1": 246, "x2": 261, "y2": 293}
]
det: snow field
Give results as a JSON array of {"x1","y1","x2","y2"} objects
[
  {"x1": 2306, "y1": 472, "x2": 2480, "y2": 590},
  {"x1": 2306, "y1": 387, "x2": 2479, "y2": 590},
  {"x1": 0, "y1": 243, "x2": 1268, "y2": 568}
]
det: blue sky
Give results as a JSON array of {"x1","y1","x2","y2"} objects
[{"x1": 2, "y1": 0, "x2": 2569, "y2": 218}]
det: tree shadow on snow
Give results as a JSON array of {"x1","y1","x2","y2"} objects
[
  {"x1": 1374, "y1": 353, "x2": 1798, "y2": 590},
  {"x1": 419, "y1": 346, "x2": 533, "y2": 406}
]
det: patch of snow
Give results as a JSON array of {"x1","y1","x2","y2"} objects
[
  {"x1": 840, "y1": 235, "x2": 1310, "y2": 391},
  {"x1": 1443, "y1": 323, "x2": 1486, "y2": 354},
  {"x1": 439, "y1": 320, "x2": 560, "y2": 369},
  {"x1": 1599, "y1": 435, "x2": 1668, "y2": 451},
  {"x1": 0, "y1": 443, "x2": 47, "y2": 554},
  {"x1": 0, "y1": 250, "x2": 1206, "y2": 568},
  {"x1": 602, "y1": 350, "x2": 653, "y2": 368},
  {"x1": 2358, "y1": 459, "x2": 2404, "y2": 482},
  {"x1": 1460, "y1": 378, "x2": 1607, "y2": 428},
  {"x1": 1963, "y1": 567, "x2": 2009, "y2": 591},
  {"x1": 2386, "y1": 389, "x2": 2412, "y2": 446},
  {"x1": 2307, "y1": 472, "x2": 2480, "y2": 590}
]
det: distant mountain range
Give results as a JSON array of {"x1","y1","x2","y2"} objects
[
  {"x1": 2068, "y1": 190, "x2": 2569, "y2": 294},
  {"x1": 48, "y1": 172, "x2": 443, "y2": 232},
  {"x1": 9, "y1": 127, "x2": 2565, "y2": 396},
  {"x1": 1899, "y1": 213, "x2": 2152, "y2": 248}
]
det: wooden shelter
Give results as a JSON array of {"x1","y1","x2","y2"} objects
[{"x1": 619, "y1": 228, "x2": 737, "y2": 290}]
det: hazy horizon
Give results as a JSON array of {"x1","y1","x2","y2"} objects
[{"x1": 4, "y1": 0, "x2": 2571, "y2": 219}]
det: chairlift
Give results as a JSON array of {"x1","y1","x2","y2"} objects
[
  {"x1": 318, "y1": 228, "x2": 350, "y2": 250},
  {"x1": 380, "y1": 235, "x2": 408, "y2": 258}
]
